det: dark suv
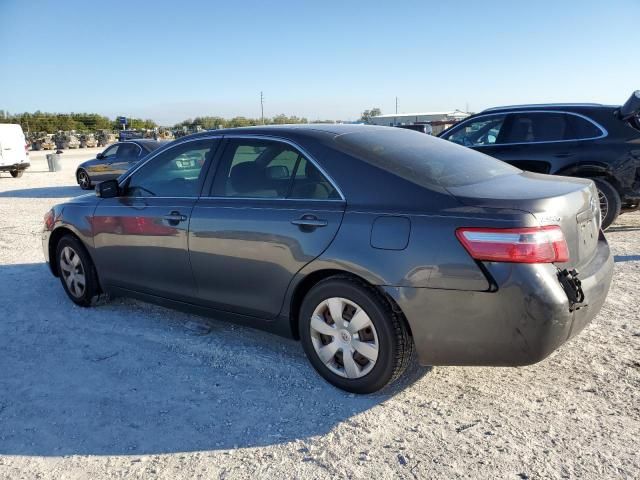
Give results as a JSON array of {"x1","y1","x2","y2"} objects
[{"x1": 439, "y1": 91, "x2": 640, "y2": 228}]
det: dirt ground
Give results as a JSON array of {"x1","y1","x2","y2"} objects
[{"x1": 0, "y1": 150, "x2": 638, "y2": 479}]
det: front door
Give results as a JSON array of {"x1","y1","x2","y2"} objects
[
  {"x1": 108, "y1": 142, "x2": 142, "y2": 178},
  {"x1": 92, "y1": 138, "x2": 219, "y2": 300},
  {"x1": 189, "y1": 137, "x2": 345, "y2": 318}
]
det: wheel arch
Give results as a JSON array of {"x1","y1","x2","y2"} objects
[
  {"x1": 48, "y1": 226, "x2": 97, "y2": 279},
  {"x1": 556, "y1": 163, "x2": 622, "y2": 192},
  {"x1": 287, "y1": 268, "x2": 413, "y2": 341}
]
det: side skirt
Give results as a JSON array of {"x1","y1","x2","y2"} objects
[{"x1": 106, "y1": 285, "x2": 295, "y2": 339}]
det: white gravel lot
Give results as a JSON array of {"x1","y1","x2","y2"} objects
[{"x1": 0, "y1": 149, "x2": 638, "y2": 479}]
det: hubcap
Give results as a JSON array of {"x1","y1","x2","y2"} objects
[
  {"x1": 59, "y1": 246, "x2": 86, "y2": 298},
  {"x1": 309, "y1": 297, "x2": 379, "y2": 379},
  {"x1": 597, "y1": 188, "x2": 608, "y2": 223}
]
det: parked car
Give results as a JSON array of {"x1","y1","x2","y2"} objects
[
  {"x1": 43, "y1": 125, "x2": 613, "y2": 393},
  {"x1": 0, "y1": 123, "x2": 30, "y2": 178},
  {"x1": 75, "y1": 139, "x2": 165, "y2": 189},
  {"x1": 395, "y1": 123, "x2": 433, "y2": 134},
  {"x1": 439, "y1": 91, "x2": 640, "y2": 229}
]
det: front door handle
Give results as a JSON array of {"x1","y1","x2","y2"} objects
[
  {"x1": 163, "y1": 211, "x2": 187, "y2": 224},
  {"x1": 291, "y1": 215, "x2": 328, "y2": 229}
]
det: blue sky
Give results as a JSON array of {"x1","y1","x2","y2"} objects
[{"x1": 1, "y1": 0, "x2": 638, "y2": 124}]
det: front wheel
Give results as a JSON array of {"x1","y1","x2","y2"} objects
[
  {"x1": 55, "y1": 235, "x2": 102, "y2": 307},
  {"x1": 591, "y1": 178, "x2": 621, "y2": 230},
  {"x1": 10, "y1": 170, "x2": 24, "y2": 178},
  {"x1": 299, "y1": 277, "x2": 413, "y2": 393},
  {"x1": 77, "y1": 169, "x2": 92, "y2": 190}
]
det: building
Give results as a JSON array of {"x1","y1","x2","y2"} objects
[{"x1": 369, "y1": 110, "x2": 471, "y2": 135}]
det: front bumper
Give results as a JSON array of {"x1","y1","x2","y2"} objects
[{"x1": 384, "y1": 237, "x2": 614, "y2": 366}]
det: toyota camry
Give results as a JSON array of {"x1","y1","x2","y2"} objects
[{"x1": 43, "y1": 125, "x2": 614, "y2": 393}]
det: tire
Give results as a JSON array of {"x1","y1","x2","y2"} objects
[
  {"x1": 77, "y1": 169, "x2": 93, "y2": 190},
  {"x1": 10, "y1": 170, "x2": 24, "y2": 178},
  {"x1": 591, "y1": 178, "x2": 621, "y2": 230},
  {"x1": 299, "y1": 276, "x2": 413, "y2": 393},
  {"x1": 55, "y1": 235, "x2": 102, "y2": 307}
]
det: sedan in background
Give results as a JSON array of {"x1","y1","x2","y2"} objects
[
  {"x1": 75, "y1": 139, "x2": 165, "y2": 190},
  {"x1": 44, "y1": 125, "x2": 613, "y2": 393}
]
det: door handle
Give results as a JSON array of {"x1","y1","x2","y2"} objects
[
  {"x1": 163, "y1": 211, "x2": 187, "y2": 224},
  {"x1": 291, "y1": 215, "x2": 328, "y2": 229}
]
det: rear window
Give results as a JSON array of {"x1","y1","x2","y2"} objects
[{"x1": 334, "y1": 128, "x2": 519, "y2": 188}]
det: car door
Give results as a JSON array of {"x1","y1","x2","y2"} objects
[
  {"x1": 108, "y1": 142, "x2": 142, "y2": 178},
  {"x1": 92, "y1": 138, "x2": 219, "y2": 301},
  {"x1": 89, "y1": 143, "x2": 120, "y2": 181},
  {"x1": 476, "y1": 112, "x2": 578, "y2": 174},
  {"x1": 189, "y1": 137, "x2": 346, "y2": 319}
]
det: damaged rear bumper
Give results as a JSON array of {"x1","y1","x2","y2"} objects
[{"x1": 384, "y1": 237, "x2": 613, "y2": 367}]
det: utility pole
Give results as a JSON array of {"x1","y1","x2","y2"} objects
[
  {"x1": 260, "y1": 91, "x2": 265, "y2": 125},
  {"x1": 395, "y1": 96, "x2": 398, "y2": 114}
]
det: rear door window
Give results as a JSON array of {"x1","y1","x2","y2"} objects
[{"x1": 503, "y1": 112, "x2": 569, "y2": 143}]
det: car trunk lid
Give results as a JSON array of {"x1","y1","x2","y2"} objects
[{"x1": 446, "y1": 172, "x2": 600, "y2": 269}]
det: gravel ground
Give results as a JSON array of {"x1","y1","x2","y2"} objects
[{"x1": 0, "y1": 150, "x2": 638, "y2": 479}]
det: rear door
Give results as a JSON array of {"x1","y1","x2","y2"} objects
[
  {"x1": 92, "y1": 138, "x2": 219, "y2": 301},
  {"x1": 0, "y1": 125, "x2": 26, "y2": 166},
  {"x1": 189, "y1": 137, "x2": 346, "y2": 319},
  {"x1": 475, "y1": 112, "x2": 578, "y2": 174}
]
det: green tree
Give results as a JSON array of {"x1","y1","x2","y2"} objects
[{"x1": 360, "y1": 107, "x2": 382, "y2": 123}]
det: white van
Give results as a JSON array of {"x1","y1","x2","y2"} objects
[{"x1": 0, "y1": 124, "x2": 30, "y2": 178}]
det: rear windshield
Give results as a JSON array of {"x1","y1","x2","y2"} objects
[{"x1": 334, "y1": 128, "x2": 519, "y2": 188}]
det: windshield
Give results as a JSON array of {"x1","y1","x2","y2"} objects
[{"x1": 334, "y1": 127, "x2": 519, "y2": 188}]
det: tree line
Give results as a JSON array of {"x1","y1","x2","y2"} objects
[
  {"x1": 0, "y1": 108, "x2": 383, "y2": 134},
  {"x1": 0, "y1": 111, "x2": 157, "y2": 133}
]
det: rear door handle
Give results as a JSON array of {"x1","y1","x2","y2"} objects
[
  {"x1": 291, "y1": 215, "x2": 328, "y2": 229},
  {"x1": 163, "y1": 211, "x2": 188, "y2": 224}
]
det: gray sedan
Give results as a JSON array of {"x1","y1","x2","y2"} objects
[
  {"x1": 43, "y1": 125, "x2": 613, "y2": 393},
  {"x1": 75, "y1": 139, "x2": 165, "y2": 190}
]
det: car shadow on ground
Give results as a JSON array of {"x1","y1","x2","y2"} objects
[
  {"x1": 0, "y1": 263, "x2": 429, "y2": 457},
  {"x1": 0, "y1": 185, "x2": 85, "y2": 198}
]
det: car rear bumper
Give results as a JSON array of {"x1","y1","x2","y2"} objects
[
  {"x1": 0, "y1": 162, "x2": 30, "y2": 171},
  {"x1": 383, "y1": 236, "x2": 613, "y2": 367}
]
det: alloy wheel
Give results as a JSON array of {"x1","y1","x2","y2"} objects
[
  {"x1": 78, "y1": 171, "x2": 90, "y2": 189},
  {"x1": 309, "y1": 297, "x2": 379, "y2": 379},
  {"x1": 59, "y1": 246, "x2": 86, "y2": 298}
]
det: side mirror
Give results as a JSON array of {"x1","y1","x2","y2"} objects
[
  {"x1": 96, "y1": 153, "x2": 105, "y2": 159},
  {"x1": 96, "y1": 179, "x2": 120, "y2": 198}
]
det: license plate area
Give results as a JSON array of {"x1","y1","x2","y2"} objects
[{"x1": 576, "y1": 214, "x2": 598, "y2": 261}]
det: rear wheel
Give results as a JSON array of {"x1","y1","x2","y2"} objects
[
  {"x1": 55, "y1": 235, "x2": 102, "y2": 307},
  {"x1": 591, "y1": 178, "x2": 621, "y2": 230},
  {"x1": 10, "y1": 170, "x2": 24, "y2": 178},
  {"x1": 77, "y1": 169, "x2": 92, "y2": 190},
  {"x1": 299, "y1": 276, "x2": 413, "y2": 393}
]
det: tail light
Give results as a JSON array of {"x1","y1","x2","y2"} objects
[
  {"x1": 456, "y1": 225, "x2": 569, "y2": 263},
  {"x1": 25, "y1": 142, "x2": 29, "y2": 155}
]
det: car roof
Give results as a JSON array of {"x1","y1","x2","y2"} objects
[
  {"x1": 481, "y1": 103, "x2": 619, "y2": 114},
  {"x1": 179, "y1": 123, "x2": 393, "y2": 142}
]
